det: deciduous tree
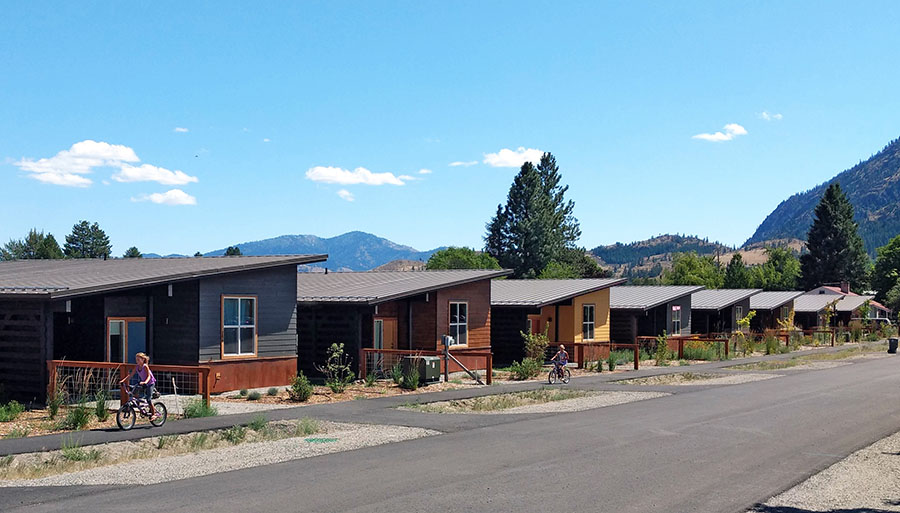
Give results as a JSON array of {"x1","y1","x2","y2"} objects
[
  {"x1": 426, "y1": 247, "x2": 500, "y2": 270},
  {"x1": 663, "y1": 252, "x2": 724, "y2": 289}
]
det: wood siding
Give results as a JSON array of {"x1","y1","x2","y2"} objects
[
  {"x1": 297, "y1": 304, "x2": 367, "y2": 377},
  {"x1": 199, "y1": 266, "x2": 299, "y2": 361},
  {"x1": 490, "y1": 306, "x2": 536, "y2": 364},
  {"x1": 436, "y1": 280, "x2": 492, "y2": 349},
  {"x1": 151, "y1": 281, "x2": 199, "y2": 365},
  {"x1": 0, "y1": 300, "x2": 45, "y2": 401}
]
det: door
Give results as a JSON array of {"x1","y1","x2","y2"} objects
[
  {"x1": 527, "y1": 315, "x2": 541, "y2": 335},
  {"x1": 375, "y1": 318, "x2": 398, "y2": 350},
  {"x1": 107, "y1": 318, "x2": 147, "y2": 363}
]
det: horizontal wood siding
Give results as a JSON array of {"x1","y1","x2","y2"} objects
[
  {"x1": 0, "y1": 300, "x2": 45, "y2": 401},
  {"x1": 610, "y1": 310, "x2": 638, "y2": 344},
  {"x1": 199, "y1": 266, "x2": 299, "y2": 362},
  {"x1": 151, "y1": 281, "x2": 199, "y2": 365},
  {"x1": 436, "y1": 280, "x2": 492, "y2": 349},
  {"x1": 53, "y1": 295, "x2": 105, "y2": 362},
  {"x1": 297, "y1": 304, "x2": 367, "y2": 377},
  {"x1": 490, "y1": 306, "x2": 533, "y2": 364}
]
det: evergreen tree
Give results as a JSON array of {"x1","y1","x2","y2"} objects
[
  {"x1": 0, "y1": 229, "x2": 64, "y2": 260},
  {"x1": 484, "y1": 152, "x2": 581, "y2": 278},
  {"x1": 426, "y1": 247, "x2": 500, "y2": 270},
  {"x1": 800, "y1": 184, "x2": 869, "y2": 290},
  {"x1": 224, "y1": 246, "x2": 242, "y2": 256},
  {"x1": 724, "y1": 253, "x2": 751, "y2": 288},
  {"x1": 872, "y1": 235, "x2": 900, "y2": 303},
  {"x1": 64, "y1": 221, "x2": 112, "y2": 259},
  {"x1": 193, "y1": 251, "x2": 203, "y2": 257},
  {"x1": 123, "y1": 246, "x2": 143, "y2": 258}
]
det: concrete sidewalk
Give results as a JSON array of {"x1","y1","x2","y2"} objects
[{"x1": 0, "y1": 342, "x2": 886, "y2": 456}]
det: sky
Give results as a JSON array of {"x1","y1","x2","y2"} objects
[{"x1": 2, "y1": 2, "x2": 900, "y2": 255}]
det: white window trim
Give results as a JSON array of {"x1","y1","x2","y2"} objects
[
  {"x1": 222, "y1": 295, "x2": 257, "y2": 357},
  {"x1": 582, "y1": 304, "x2": 596, "y2": 341},
  {"x1": 449, "y1": 301, "x2": 468, "y2": 346},
  {"x1": 672, "y1": 306, "x2": 682, "y2": 334}
]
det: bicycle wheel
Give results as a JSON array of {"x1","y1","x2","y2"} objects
[
  {"x1": 150, "y1": 402, "x2": 168, "y2": 427},
  {"x1": 116, "y1": 404, "x2": 136, "y2": 431},
  {"x1": 562, "y1": 368, "x2": 571, "y2": 384},
  {"x1": 548, "y1": 368, "x2": 558, "y2": 385}
]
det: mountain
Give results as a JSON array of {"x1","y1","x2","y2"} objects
[
  {"x1": 747, "y1": 137, "x2": 900, "y2": 255},
  {"x1": 204, "y1": 231, "x2": 442, "y2": 271}
]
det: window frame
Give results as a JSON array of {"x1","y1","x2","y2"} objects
[
  {"x1": 106, "y1": 317, "x2": 147, "y2": 363},
  {"x1": 448, "y1": 301, "x2": 468, "y2": 347},
  {"x1": 671, "y1": 305, "x2": 682, "y2": 334},
  {"x1": 734, "y1": 305, "x2": 744, "y2": 330},
  {"x1": 582, "y1": 304, "x2": 596, "y2": 341},
  {"x1": 220, "y1": 295, "x2": 258, "y2": 359}
]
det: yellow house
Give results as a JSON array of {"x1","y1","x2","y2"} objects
[{"x1": 490, "y1": 278, "x2": 625, "y2": 364}]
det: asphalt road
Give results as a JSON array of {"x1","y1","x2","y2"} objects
[{"x1": 5, "y1": 355, "x2": 900, "y2": 513}]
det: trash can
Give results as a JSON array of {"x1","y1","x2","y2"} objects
[
  {"x1": 402, "y1": 356, "x2": 441, "y2": 385},
  {"x1": 889, "y1": 338, "x2": 898, "y2": 354}
]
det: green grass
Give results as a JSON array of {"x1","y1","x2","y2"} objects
[
  {"x1": 408, "y1": 388, "x2": 592, "y2": 413},
  {"x1": 61, "y1": 438, "x2": 101, "y2": 462},
  {"x1": 729, "y1": 343, "x2": 889, "y2": 371},
  {"x1": 222, "y1": 425, "x2": 247, "y2": 444},
  {"x1": 157, "y1": 435, "x2": 177, "y2": 450},
  {"x1": 617, "y1": 372, "x2": 724, "y2": 385},
  {"x1": 3, "y1": 426, "x2": 30, "y2": 439},
  {"x1": 294, "y1": 417, "x2": 320, "y2": 436},
  {"x1": 0, "y1": 400, "x2": 25, "y2": 422},
  {"x1": 182, "y1": 399, "x2": 218, "y2": 418},
  {"x1": 55, "y1": 403, "x2": 93, "y2": 430},
  {"x1": 0, "y1": 455, "x2": 12, "y2": 467},
  {"x1": 189, "y1": 432, "x2": 211, "y2": 451},
  {"x1": 248, "y1": 414, "x2": 268, "y2": 431}
]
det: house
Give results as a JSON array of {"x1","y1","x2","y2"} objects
[
  {"x1": 690, "y1": 289, "x2": 762, "y2": 334},
  {"x1": 792, "y1": 294, "x2": 842, "y2": 329},
  {"x1": 806, "y1": 283, "x2": 892, "y2": 323},
  {"x1": 0, "y1": 255, "x2": 326, "y2": 401},
  {"x1": 296, "y1": 269, "x2": 510, "y2": 376},
  {"x1": 609, "y1": 285, "x2": 703, "y2": 344},
  {"x1": 490, "y1": 278, "x2": 624, "y2": 364},
  {"x1": 749, "y1": 291, "x2": 804, "y2": 331}
]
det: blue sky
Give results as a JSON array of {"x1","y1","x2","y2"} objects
[{"x1": 2, "y1": 2, "x2": 899, "y2": 255}]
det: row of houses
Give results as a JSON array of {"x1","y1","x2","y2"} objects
[{"x1": 0, "y1": 256, "x2": 890, "y2": 401}]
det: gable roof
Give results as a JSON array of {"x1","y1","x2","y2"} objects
[
  {"x1": 490, "y1": 278, "x2": 625, "y2": 308},
  {"x1": 691, "y1": 289, "x2": 762, "y2": 310},
  {"x1": 835, "y1": 294, "x2": 875, "y2": 312},
  {"x1": 0, "y1": 255, "x2": 327, "y2": 299},
  {"x1": 297, "y1": 269, "x2": 511, "y2": 305},
  {"x1": 749, "y1": 291, "x2": 804, "y2": 311},
  {"x1": 609, "y1": 285, "x2": 704, "y2": 311},
  {"x1": 793, "y1": 294, "x2": 841, "y2": 313}
]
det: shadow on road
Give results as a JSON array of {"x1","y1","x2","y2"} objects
[{"x1": 750, "y1": 506, "x2": 897, "y2": 513}]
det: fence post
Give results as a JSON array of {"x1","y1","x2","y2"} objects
[
  {"x1": 724, "y1": 338, "x2": 729, "y2": 359},
  {"x1": 358, "y1": 347, "x2": 366, "y2": 380},
  {"x1": 576, "y1": 344, "x2": 583, "y2": 368},
  {"x1": 486, "y1": 353, "x2": 493, "y2": 385},
  {"x1": 46, "y1": 360, "x2": 57, "y2": 404},
  {"x1": 678, "y1": 339, "x2": 684, "y2": 360},
  {"x1": 200, "y1": 367, "x2": 210, "y2": 407},
  {"x1": 831, "y1": 328, "x2": 835, "y2": 347},
  {"x1": 633, "y1": 342, "x2": 639, "y2": 370}
]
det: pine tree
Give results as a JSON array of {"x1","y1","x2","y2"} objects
[
  {"x1": 800, "y1": 184, "x2": 869, "y2": 290},
  {"x1": 483, "y1": 152, "x2": 581, "y2": 278},
  {"x1": 0, "y1": 229, "x2": 64, "y2": 260},
  {"x1": 64, "y1": 221, "x2": 112, "y2": 259},
  {"x1": 224, "y1": 246, "x2": 242, "y2": 256},
  {"x1": 123, "y1": 246, "x2": 143, "y2": 258},
  {"x1": 724, "y1": 254, "x2": 751, "y2": 288}
]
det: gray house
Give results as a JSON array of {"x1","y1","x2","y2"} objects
[
  {"x1": 609, "y1": 285, "x2": 703, "y2": 344},
  {"x1": 0, "y1": 255, "x2": 325, "y2": 401},
  {"x1": 690, "y1": 289, "x2": 762, "y2": 334},
  {"x1": 749, "y1": 291, "x2": 803, "y2": 331}
]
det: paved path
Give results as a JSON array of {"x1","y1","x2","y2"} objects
[{"x1": 4, "y1": 348, "x2": 900, "y2": 512}]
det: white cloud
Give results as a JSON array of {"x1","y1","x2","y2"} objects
[
  {"x1": 483, "y1": 147, "x2": 544, "y2": 168},
  {"x1": 14, "y1": 140, "x2": 140, "y2": 187},
  {"x1": 132, "y1": 189, "x2": 197, "y2": 206},
  {"x1": 262, "y1": 138, "x2": 271, "y2": 143},
  {"x1": 337, "y1": 189, "x2": 355, "y2": 202},
  {"x1": 174, "y1": 127, "x2": 189, "y2": 133},
  {"x1": 418, "y1": 168, "x2": 433, "y2": 174},
  {"x1": 305, "y1": 166, "x2": 406, "y2": 186},
  {"x1": 397, "y1": 174, "x2": 418, "y2": 181},
  {"x1": 759, "y1": 111, "x2": 783, "y2": 121},
  {"x1": 112, "y1": 164, "x2": 199, "y2": 185},
  {"x1": 692, "y1": 123, "x2": 748, "y2": 142},
  {"x1": 448, "y1": 161, "x2": 478, "y2": 167}
]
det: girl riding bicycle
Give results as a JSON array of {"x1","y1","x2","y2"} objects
[
  {"x1": 551, "y1": 344, "x2": 569, "y2": 376},
  {"x1": 118, "y1": 352, "x2": 159, "y2": 420}
]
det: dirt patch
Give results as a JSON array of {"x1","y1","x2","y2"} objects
[
  {"x1": 616, "y1": 372, "x2": 777, "y2": 386},
  {"x1": 0, "y1": 407, "x2": 120, "y2": 439},
  {"x1": 213, "y1": 380, "x2": 479, "y2": 408},
  {"x1": 402, "y1": 388, "x2": 668, "y2": 414}
]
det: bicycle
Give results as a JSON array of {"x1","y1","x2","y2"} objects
[
  {"x1": 548, "y1": 361, "x2": 571, "y2": 384},
  {"x1": 117, "y1": 384, "x2": 168, "y2": 430}
]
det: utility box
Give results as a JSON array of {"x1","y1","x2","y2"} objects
[{"x1": 402, "y1": 356, "x2": 441, "y2": 385}]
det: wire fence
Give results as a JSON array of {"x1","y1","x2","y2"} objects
[{"x1": 359, "y1": 348, "x2": 493, "y2": 384}]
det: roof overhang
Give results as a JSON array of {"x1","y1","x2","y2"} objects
[{"x1": 491, "y1": 278, "x2": 626, "y2": 308}]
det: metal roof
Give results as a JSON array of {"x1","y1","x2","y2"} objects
[
  {"x1": 691, "y1": 289, "x2": 762, "y2": 310},
  {"x1": 609, "y1": 285, "x2": 704, "y2": 311},
  {"x1": 836, "y1": 295, "x2": 874, "y2": 312},
  {"x1": 491, "y1": 278, "x2": 625, "y2": 308},
  {"x1": 0, "y1": 255, "x2": 327, "y2": 299},
  {"x1": 749, "y1": 291, "x2": 804, "y2": 311},
  {"x1": 793, "y1": 294, "x2": 841, "y2": 313},
  {"x1": 298, "y1": 269, "x2": 511, "y2": 305}
]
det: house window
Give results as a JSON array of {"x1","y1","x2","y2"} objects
[
  {"x1": 582, "y1": 304, "x2": 595, "y2": 340},
  {"x1": 735, "y1": 305, "x2": 743, "y2": 322},
  {"x1": 222, "y1": 296, "x2": 257, "y2": 357},
  {"x1": 449, "y1": 302, "x2": 468, "y2": 345},
  {"x1": 526, "y1": 318, "x2": 533, "y2": 334},
  {"x1": 781, "y1": 306, "x2": 790, "y2": 319},
  {"x1": 672, "y1": 305, "x2": 682, "y2": 334}
]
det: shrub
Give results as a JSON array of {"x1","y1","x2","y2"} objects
[
  {"x1": 190, "y1": 432, "x2": 211, "y2": 451},
  {"x1": 509, "y1": 358, "x2": 542, "y2": 380},
  {"x1": 222, "y1": 425, "x2": 247, "y2": 444},
  {"x1": 295, "y1": 417, "x2": 320, "y2": 436},
  {"x1": 239, "y1": 389, "x2": 248, "y2": 397},
  {"x1": 46, "y1": 378, "x2": 67, "y2": 420},
  {"x1": 0, "y1": 400, "x2": 25, "y2": 422},
  {"x1": 4, "y1": 426, "x2": 30, "y2": 439},
  {"x1": 0, "y1": 455, "x2": 13, "y2": 467},
  {"x1": 94, "y1": 390, "x2": 110, "y2": 422},
  {"x1": 764, "y1": 335, "x2": 779, "y2": 355},
  {"x1": 683, "y1": 340, "x2": 718, "y2": 361},
  {"x1": 61, "y1": 438, "x2": 101, "y2": 462},
  {"x1": 400, "y1": 364, "x2": 419, "y2": 391},
  {"x1": 248, "y1": 414, "x2": 267, "y2": 431},
  {"x1": 364, "y1": 372, "x2": 377, "y2": 387},
  {"x1": 157, "y1": 435, "x2": 176, "y2": 450},
  {"x1": 316, "y1": 343, "x2": 355, "y2": 393},
  {"x1": 57, "y1": 402, "x2": 92, "y2": 430},
  {"x1": 247, "y1": 391, "x2": 262, "y2": 401},
  {"x1": 521, "y1": 325, "x2": 550, "y2": 361},
  {"x1": 288, "y1": 372, "x2": 313, "y2": 402},
  {"x1": 182, "y1": 398, "x2": 218, "y2": 418},
  {"x1": 391, "y1": 362, "x2": 404, "y2": 385},
  {"x1": 267, "y1": 387, "x2": 279, "y2": 396},
  {"x1": 607, "y1": 352, "x2": 616, "y2": 371},
  {"x1": 654, "y1": 332, "x2": 671, "y2": 366}
]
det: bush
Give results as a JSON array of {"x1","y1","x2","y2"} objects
[
  {"x1": 4, "y1": 426, "x2": 30, "y2": 439},
  {"x1": 364, "y1": 372, "x2": 377, "y2": 387},
  {"x1": 288, "y1": 372, "x2": 313, "y2": 402},
  {"x1": 47, "y1": 379, "x2": 66, "y2": 420},
  {"x1": 239, "y1": 389, "x2": 248, "y2": 397},
  {"x1": 222, "y1": 425, "x2": 247, "y2": 444},
  {"x1": 607, "y1": 352, "x2": 616, "y2": 371},
  {"x1": 247, "y1": 391, "x2": 262, "y2": 401},
  {"x1": 654, "y1": 332, "x2": 671, "y2": 366},
  {"x1": 391, "y1": 362, "x2": 404, "y2": 385},
  {"x1": 267, "y1": 387, "x2": 279, "y2": 396},
  {"x1": 190, "y1": 432, "x2": 211, "y2": 451},
  {"x1": 764, "y1": 335, "x2": 779, "y2": 355},
  {"x1": 0, "y1": 400, "x2": 25, "y2": 422},
  {"x1": 316, "y1": 343, "x2": 355, "y2": 393},
  {"x1": 683, "y1": 340, "x2": 719, "y2": 361},
  {"x1": 400, "y1": 364, "x2": 419, "y2": 391},
  {"x1": 521, "y1": 326, "x2": 550, "y2": 361},
  {"x1": 182, "y1": 398, "x2": 218, "y2": 418},
  {"x1": 61, "y1": 438, "x2": 101, "y2": 462},
  {"x1": 248, "y1": 414, "x2": 267, "y2": 431},
  {"x1": 849, "y1": 321, "x2": 863, "y2": 343},
  {"x1": 295, "y1": 417, "x2": 320, "y2": 436},
  {"x1": 94, "y1": 390, "x2": 110, "y2": 422},
  {"x1": 57, "y1": 402, "x2": 93, "y2": 430},
  {"x1": 509, "y1": 358, "x2": 542, "y2": 380}
]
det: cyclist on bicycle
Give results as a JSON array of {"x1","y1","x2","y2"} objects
[
  {"x1": 118, "y1": 352, "x2": 159, "y2": 420},
  {"x1": 551, "y1": 344, "x2": 569, "y2": 377}
]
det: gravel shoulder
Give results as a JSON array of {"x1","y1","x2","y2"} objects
[
  {"x1": 617, "y1": 373, "x2": 778, "y2": 386},
  {"x1": 402, "y1": 390, "x2": 668, "y2": 415},
  {"x1": 0, "y1": 422, "x2": 437, "y2": 487},
  {"x1": 750, "y1": 429, "x2": 900, "y2": 512}
]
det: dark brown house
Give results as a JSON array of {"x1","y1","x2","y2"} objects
[
  {"x1": 690, "y1": 289, "x2": 762, "y2": 334},
  {"x1": 749, "y1": 291, "x2": 803, "y2": 331},
  {"x1": 296, "y1": 269, "x2": 510, "y2": 377},
  {"x1": 0, "y1": 255, "x2": 325, "y2": 401},
  {"x1": 609, "y1": 285, "x2": 703, "y2": 344}
]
